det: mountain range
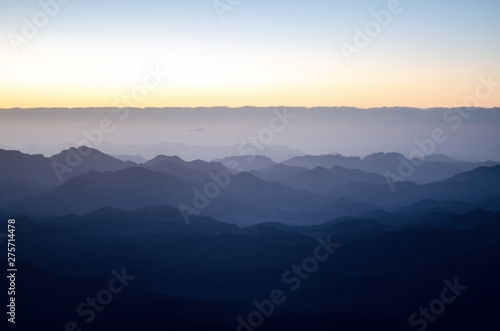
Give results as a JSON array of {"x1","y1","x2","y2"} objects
[
  {"x1": 1, "y1": 148, "x2": 498, "y2": 226},
  {"x1": 2, "y1": 146, "x2": 500, "y2": 330}
]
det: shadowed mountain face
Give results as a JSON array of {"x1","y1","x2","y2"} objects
[
  {"x1": 283, "y1": 154, "x2": 364, "y2": 170},
  {"x1": 2, "y1": 148, "x2": 500, "y2": 226},
  {"x1": 142, "y1": 155, "x2": 227, "y2": 183},
  {"x1": 283, "y1": 152, "x2": 497, "y2": 184},
  {"x1": 5, "y1": 167, "x2": 195, "y2": 216},
  {"x1": 0, "y1": 148, "x2": 136, "y2": 206},
  {"x1": 0, "y1": 149, "x2": 56, "y2": 185},
  {"x1": 4, "y1": 169, "x2": 331, "y2": 220},
  {"x1": 0, "y1": 149, "x2": 60, "y2": 205},
  {"x1": 50, "y1": 147, "x2": 136, "y2": 179},
  {"x1": 214, "y1": 155, "x2": 277, "y2": 171},
  {"x1": 112, "y1": 154, "x2": 148, "y2": 163},
  {"x1": 2, "y1": 147, "x2": 500, "y2": 330},
  {"x1": 145, "y1": 155, "x2": 227, "y2": 173},
  {"x1": 11, "y1": 206, "x2": 500, "y2": 330},
  {"x1": 252, "y1": 165, "x2": 387, "y2": 194},
  {"x1": 326, "y1": 165, "x2": 500, "y2": 207}
]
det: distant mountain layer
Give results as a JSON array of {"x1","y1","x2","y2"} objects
[
  {"x1": 252, "y1": 165, "x2": 387, "y2": 194},
  {"x1": 19, "y1": 141, "x2": 305, "y2": 163},
  {"x1": 283, "y1": 152, "x2": 497, "y2": 184},
  {"x1": 1, "y1": 148, "x2": 499, "y2": 226},
  {"x1": 327, "y1": 165, "x2": 500, "y2": 206},
  {"x1": 4, "y1": 166, "x2": 327, "y2": 219},
  {"x1": 214, "y1": 155, "x2": 276, "y2": 171}
]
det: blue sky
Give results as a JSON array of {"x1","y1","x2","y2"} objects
[{"x1": 1, "y1": 0, "x2": 499, "y2": 107}]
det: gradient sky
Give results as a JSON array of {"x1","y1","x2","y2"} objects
[{"x1": 1, "y1": 0, "x2": 500, "y2": 108}]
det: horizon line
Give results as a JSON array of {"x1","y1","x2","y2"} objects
[{"x1": 1, "y1": 106, "x2": 500, "y2": 111}]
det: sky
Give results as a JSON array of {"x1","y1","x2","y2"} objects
[{"x1": 1, "y1": 0, "x2": 499, "y2": 108}]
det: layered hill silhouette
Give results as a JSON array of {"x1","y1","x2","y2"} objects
[
  {"x1": 3, "y1": 146, "x2": 500, "y2": 330},
  {"x1": 327, "y1": 165, "x2": 500, "y2": 207},
  {"x1": 251, "y1": 165, "x2": 387, "y2": 194},
  {"x1": 214, "y1": 155, "x2": 277, "y2": 171},
  {"x1": 12, "y1": 205, "x2": 500, "y2": 330},
  {"x1": 5, "y1": 167, "x2": 193, "y2": 215},
  {"x1": 2, "y1": 148, "x2": 499, "y2": 226},
  {"x1": 4, "y1": 165, "x2": 327, "y2": 218},
  {"x1": 142, "y1": 155, "x2": 227, "y2": 183},
  {"x1": 283, "y1": 152, "x2": 497, "y2": 184}
]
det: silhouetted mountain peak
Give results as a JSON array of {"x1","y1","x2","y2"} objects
[
  {"x1": 257, "y1": 163, "x2": 307, "y2": 174},
  {"x1": 310, "y1": 166, "x2": 330, "y2": 174},
  {"x1": 145, "y1": 155, "x2": 184, "y2": 166},
  {"x1": 214, "y1": 155, "x2": 276, "y2": 171},
  {"x1": 283, "y1": 154, "x2": 363, "y2": 169},
  {"x1": 363, "y1": 152, "x2": 403, "y2": 162},
  {"x1": 51, "y1": 146, "x2": 114, "y2": 160},
  {"x1": 145, "y1": 155, "x2": 225, "y2": 174},
  {"x1": 0, "y1": 148, "x2": 44, "y2": 158},
  {"x1": 445, "y1": 164, "x2": 500, "y2": 185}
]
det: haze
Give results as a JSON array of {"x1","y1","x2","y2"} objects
[{"x1": 1, "y1": 107, "x2": 499, "y2": 161}]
